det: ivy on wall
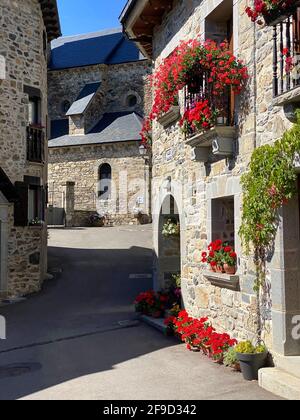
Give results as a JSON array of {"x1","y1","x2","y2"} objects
[{"x1": 239, "y1": 110, "x2": 300, "y2": 339}]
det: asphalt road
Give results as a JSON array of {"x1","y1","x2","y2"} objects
[{"x1": 0, "y1": 225, "x2": 280, "y2": 400}]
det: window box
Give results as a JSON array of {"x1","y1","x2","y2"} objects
[
  {"x1": 264, "y1": 1, "x2": 300, "y2": 26},
  {"x1": 186, "y1": 126, "x2": 237, "y2": 161},
  {"x1": 157, "y1": 106, "x2": 181, "y2": 127},
  {"x1": 204, "y1": 271, "x2": 240, "y2": 291}
]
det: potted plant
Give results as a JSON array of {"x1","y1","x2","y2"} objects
[
  {"x1": 29, "y1": 218, "x2": 44, "y2": 227},
  {"x1": 223, "y1": 347, "x2": 241, "y2": 371},
  {"x1": 235, "y1": 341, "x2": 268, "y2": 381},
  {"x1": 245, "y1": 0, "x2": 300, "y2": 26},
  {"x1": 222, "y1": 246, "x2": 237, "y2": 275},
  {"x1": 162, "y1": 219, "x2": 180, "y2": 238}
]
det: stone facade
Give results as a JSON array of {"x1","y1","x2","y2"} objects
[
  {"x1": 122, "y1": 0, "x2": 300, "y2": 358},
  {"x1": 0, "y1": 0, "x2": 60, "y2": 297},
  {"x1": 48, "y1": 35, "x2": 152, "y2": 227},
  {"x1": 48, "y1": 141, "x2": 151, "y2": 227}
]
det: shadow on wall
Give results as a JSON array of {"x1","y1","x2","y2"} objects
[{"x1": 0, "y1": 243, "x2": 179, "y2": 400}]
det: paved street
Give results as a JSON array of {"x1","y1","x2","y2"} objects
[{"x1": 0, "y1": 226, "x2": 279, "y2": 400}]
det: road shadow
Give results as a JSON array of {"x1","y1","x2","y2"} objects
[{"x1": 0, "y1": 243, "x2": 179, "y2": 400}]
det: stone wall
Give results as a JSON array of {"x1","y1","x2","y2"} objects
[
  {"x1": 0, "y1": 0, "x2": 49, "y2": 296},
  {"x1": 151, "y1": 0, "x2": 294, "y2": 349},
  {"x1": 48, "y1": 60, "x2": 152, "y2": 128},
  {"x1": 48, "y1": 141, "x2": 151, "y2": 227}
]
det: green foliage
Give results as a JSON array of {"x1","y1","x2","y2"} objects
[
  {"x1": 240, "y1": 111, "x2": 300, "y2": 251},
  {"x1": 235, "y1": 340, "x2": 267, "y2": 354},
  {"x1": 223, "y1": 347, "x2": 238, "y2": 367}
]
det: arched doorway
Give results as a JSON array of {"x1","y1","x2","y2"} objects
[
  {"x1": 157, "y1": 194, "x2": 181, "y2": 291},
  {"x1": 98, "y1": 163, "x2": 112, "y2": 200}
]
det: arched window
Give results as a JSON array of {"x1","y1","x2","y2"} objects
[
  {"x1": 98, "y1": 163, "x2": 111, "y2": 200},
  {"x1": 62, "y1": 100, "x2": 71, "y2": 114},
  {"x1": 127, "y1": 94, "x2": 138, "y2": 108}
]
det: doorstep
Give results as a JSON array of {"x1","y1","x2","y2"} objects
[
  {"x1": 259, "y1": 368, "x2": 300, "y2": 400},
  {"x1": 139, "y1": 315, "x2": 168, "y2": 334}
]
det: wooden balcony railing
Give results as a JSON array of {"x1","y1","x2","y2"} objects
[
  {"x1": 26, "y1": 125, "x2": 45, "y2": 163},
  {"x1": 273, "y1": 8, "x2": 300, "y2": 97}
]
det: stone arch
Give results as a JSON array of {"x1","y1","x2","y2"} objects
[
  {"x1": 98, "y1": 163, "x2": 112, "y2": 200},
  {"x1": 153, "y1": 178, "x2": 186, "y2": 292}
]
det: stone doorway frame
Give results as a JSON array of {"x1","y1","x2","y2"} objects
[
  {"x1": 271, "y1": 192, "x2": 300, "y2": 356},
  {"x1": 0, "y1": 192, "x2": 9, "y2": 294},
  {"x1": 153, "y1": 178, "x2": 186, "y2": 292}
]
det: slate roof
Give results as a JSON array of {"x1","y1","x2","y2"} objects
[
  {"x1": 0, "y1": 167, "x2": 18, "y2": 202},
  {"x1": 66, "y1": 82, "x2": 101, "y2": 116},
  {"x1": 49, "y1": 28, "x2": 145, "y2": 70},
  {"x1": 51, "y1": 119, "x2": 69, "y2": 139},
  {"x1": 48, "y1": 112, "x2": 143, "y2": 148}
]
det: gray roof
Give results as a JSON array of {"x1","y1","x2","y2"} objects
[
  {"x1": 48, "y1": 112, "x2": 143, "y2": 148},
  {"x1": 49, "y1": 28, "x2": 145, "y2": 70},
  {"x1": 66, "y1": 82, "x2": 101, "y2": 116}
]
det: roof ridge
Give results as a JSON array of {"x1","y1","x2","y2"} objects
[{"x1": 52, "y1": 27, "x2": 122, "y2": 47}]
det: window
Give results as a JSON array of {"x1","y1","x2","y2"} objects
[
  {"x1": 62, "y1": 100, "x2": 71, "y2": 114},
  {"x1": 28, "y1": 97, "x2": 40, "y2": 125},
  {"x1": 24, "y1": 86, "x2": 42, "y2": 126},
  {"x1": 98, "y1": 164, "x2": 112, "y2": 200},
  {"x1": 211, "y1": 196, "x2": 235, "y2": 246},
  {"x1": 127, "y1": 94, "x2": 138, "y2": 108},
  {"x1": 14, "y1": 178, "x2": 45, "y2": 226}
]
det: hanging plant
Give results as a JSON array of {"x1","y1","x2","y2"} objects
[
  {"x1": 140, "y1": 118, "x2": 152, "y2": 147},
  {"x1": 140, "y1": 38, "x2": 248, "y2": 142},
  {"x1": 239, "y1": 111, "x2": 300, "y2": 338},
  {"x1": 180, "y1": 100, "x2": 219, "y2": 135},
  {"x1": 245, "y1": 0, "x2": 299, "y2": 24}
]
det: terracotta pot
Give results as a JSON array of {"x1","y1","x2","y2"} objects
[
  {"x1": 216, "y1": 265, "x2": 225, "y2": 274},
  {"x1": 224, "y1": 264, "x2": 236, "y2": 275},
  {"x1": 210, "y1": 264, "x2": 217, "y2": 272},
  {"x1": 151, "y1": 311, "x2": 163, "y2": 319}
]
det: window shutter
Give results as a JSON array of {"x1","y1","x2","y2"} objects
[{"x1": 14, "y1": 182, "x2": 28, "y2": 226}]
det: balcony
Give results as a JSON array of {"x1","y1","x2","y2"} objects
[
  {"x1": 26, "y1": 125, "x2": 45, "y2": 163},
  {"x1": 272, "y1": 8, "x2": 300, "y2": 106},
  {"x1": 184, "y1": 71, "x2": 236, "y2": 162}
]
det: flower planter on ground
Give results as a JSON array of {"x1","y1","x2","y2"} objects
[
  {"x1": 157, "y1": 106, "x2": 181, "y2": 127},
  {"x1": 237, "y1": 352, "x2": 268, "y2": 381},
  {"x1": 204, "y1": 271, "x2": 240, "y2": 291}
]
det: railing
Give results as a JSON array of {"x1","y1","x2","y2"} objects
[
  {"x1": 26, "y1": 125, "x2": 45, "y2": 163},
  {"x1": 273, "y1": 8, "x2": 300, "y2": 97},
  {"x1": 184, "y1": 68, "x2": 232, "y2": 138}
]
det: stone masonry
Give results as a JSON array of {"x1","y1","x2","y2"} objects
[
  {"x1": 0, "y1": 0, "x2": 60, "y2": 296},
  {"x1": 121, "y1": 0, "x2": 300, "y2": 358}
]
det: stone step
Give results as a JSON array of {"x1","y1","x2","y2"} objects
[
  {"x1": 140, "y1": 315, "x2": 168, "y2": 334},
  {"x1": 273, "y1": 354, "x2": 300, "y2": 379},
  {"x1": 259, "y1": 368, "x2": 300, "y2": 400}
]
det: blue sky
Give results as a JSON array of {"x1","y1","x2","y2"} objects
[{"x1": 57, "y1": 0, "x2": 128, "y2": 36}]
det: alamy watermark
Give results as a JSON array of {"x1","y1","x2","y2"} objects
[
  {"x1": 0, "y1": 316, "x2": 6, "y2": 340},
  {"x1": 292, "y1": 316, "x2": 300, "y2": 341}
]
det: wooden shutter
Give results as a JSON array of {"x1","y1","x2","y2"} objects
[{"x1": 14, "y1": 182, "x2": 28, "y2": 226}]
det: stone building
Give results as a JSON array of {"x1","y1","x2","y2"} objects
[
  {"x1": 0, "y1": 0, "x2": 60, "y2": 297},
  {"x1": 48, "y1": 29, "x2": 152, "y2": 227},
  {"x1": 121, "y1": 0, "x2": 300, "y2": 398}
]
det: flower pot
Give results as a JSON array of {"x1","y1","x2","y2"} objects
[
  {"x1": 210, "y1": 264, "x2": 217, "y2": 272},
  {"x1": 264, "y1": 2, "x2": 300, "y2": 26},
  {"x1": 236, "y1": 352, "x2": 268, "y2": 381},
  {"x1": 224, "y1": 264, "x2": 236, "y2": 275},
  {"x1": 216, "y1": 116, "x2": 228, "y2": 126},
  {"x1": 216, "y1": 265, "x2": 225, "y2": 274},
  {"x1": 151, "y1": 311, "x2": 163, "y2": 319}
]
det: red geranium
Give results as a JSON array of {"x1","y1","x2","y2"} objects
[{"x1": 245, "y1": 0, "x2": 295, "y2": 23}]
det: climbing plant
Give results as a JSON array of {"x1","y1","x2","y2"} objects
[{"x1": 239, "y1": 111, "x2": 300, "y2": 338}]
